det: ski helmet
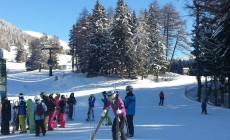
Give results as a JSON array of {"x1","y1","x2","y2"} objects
[
  {"x1": 19, "y1": 93, "x2": 24, "y2": 98},
  {"x1": 107, "y1": 90, "x2": 117, "y2": 99},
  {"x1": 126, "y1": 85, "x2": 133, "y2": 92}
]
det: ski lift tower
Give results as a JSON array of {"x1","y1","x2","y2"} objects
[
  {"x1": 0, "y1": 49, "x2": 7, "y2": 103},
  {"x1": 42, "y1": 47, "x2": 58, "y2": 76}
]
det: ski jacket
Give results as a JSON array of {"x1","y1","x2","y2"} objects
[
  {"x1": 67, "y1": 95, "x2": 77, "y2": 106},
  {"x1": 49, "y1": 98, "x2": 56, "y2": 112},
  {"x1": 54, "y1": 97, "x2": 60, "y2": 109},
  {"x1": 59, "y1": 99, "x2": 66, "y2": 113},
  {"x1": 18, "y1": 99, "x2": 27, "y2": 115},
  {"x1": 104, "y1": 95, "x2": 126, "y2": 118},
  {"x1": 124, "y1": 92, "x2": 136, "y2": 115},
  {"x1": 88, "y1": 95, "x2": 96, "y2": 108},
  {"x1": 101, "y1": 95, "x2": 109, "y2": 108},
  {"x1": 159, "y1": 92, "x2": 164, "y2": 99},
  {"x1": 33, "y1": 100, "x2": 47, "y2": 120}
]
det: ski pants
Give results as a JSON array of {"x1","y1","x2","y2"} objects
[
  {"x1": 44, "y1": 116, "x2": 49, "y2": 130},
  {"x1": 19, "y1": 115, "x2": 27, "y2": 132},
  {"x1": 68, "y1": 104, "x2": 74, "y2": 119},
  {"x1": 60, "y1": 112, "x2": 65, "y2": 128},
  {"x1": 35, "y1": 119, "x2": 46, "y2": 136},
  {"x1": 126, "y1": 115, "x2": 134, "y2": 135},
  {"x1": 48, "y1": 112, "x2": 54, "y2": 129},
  {"x1": 1, "y1": 119, "x2": 10, "y2": 135},
  {"x1": 112, "y1": 116, "x2": 127, "y2": 140}
]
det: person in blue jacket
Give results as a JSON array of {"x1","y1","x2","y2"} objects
[
  {"x1": 86, "y1": 94, "x2": 96, "y2": 121},
  {"x1": 18, "y1": 93, "x2": 27, "y2": 133},
  {"x1": 124, "y1": 85, "x2": 136, "y2": 137},
  {"x1": 33, "y1": 95, "x2": 47, "y2": 136}
]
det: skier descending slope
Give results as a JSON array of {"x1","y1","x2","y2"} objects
[{"x1": 101, "y1": 90, "x2": 127, "y2": 140}]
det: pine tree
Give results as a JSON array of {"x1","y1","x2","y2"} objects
[
  {"x1": 110, "y1": 0, "x2": 135, "y2": 78},
  {"x1": 148, "y1": 1, "x2": 168, "y2": 81},
  {"x1": 86, "y1": 0, "x2": 111, "y2": 77}
]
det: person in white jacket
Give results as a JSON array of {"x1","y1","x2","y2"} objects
[{"x1": 33, "y1": 95, "x2": 47, "y2": 137}]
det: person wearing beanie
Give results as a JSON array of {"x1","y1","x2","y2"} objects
[
  {"x1": 18, "y1": 93, "x2": 27, "y2": 133},
  {"x1": 67, "y1": 92, "x2": 77, "y2": 120},
  {"x1": 48, "y1": 94, "x2": 56, "y2": 130},
  {"x1": 54, "y1": 93, "x2": 61, "y2": 124},
  {"x1": 40, "y1": 92, "x2": 50, "y2": 130},
  {"x1": 59, "y1": 95, "x2": 66, "y2": 128},
  {"x1": 1, "y1": 97, "x2": 11, "y2": 135}
]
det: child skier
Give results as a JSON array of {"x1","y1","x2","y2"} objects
[
  {"x1": 101, "y1": 91, "x2": 112, "y2": 125},
  {"x1": 101, "y1": 90, "x2": 127, "y2": 140},
  {"x1": 86, "y1": 94, "x2": 96, "y2": 121}
]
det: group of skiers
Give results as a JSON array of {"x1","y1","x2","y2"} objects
[
  {"x1": 99, "y1": 85, "x2": 136, "y2": 140},
  {"x1": 0, "y1": 92, "x2": 77, "y2": 136}
]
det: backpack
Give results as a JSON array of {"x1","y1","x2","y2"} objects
[{"x1": 35, "y1": 103, "x2": 45, "y2": 116}]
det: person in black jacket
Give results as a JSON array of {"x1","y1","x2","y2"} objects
[
  {"x1": 59, "y1": 95, "x2": 66, "y2": 128},
  {"x1": 1, "y1": 97, "x2": 11, "y2": 135},
  {"x1": 67, "y1": 92, "x2": 77, "y2": 120},
  {"x1": 48, "y1": 94, "x2": 56, "y2": 130}
]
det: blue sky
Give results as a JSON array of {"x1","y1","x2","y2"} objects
[{"x1": 0, "y1": 0, "x2": 192, "y2": 42}]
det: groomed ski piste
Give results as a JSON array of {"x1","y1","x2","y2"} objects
[{"x1": 1, "y1": 61, "x2": 230, "y2": 140}]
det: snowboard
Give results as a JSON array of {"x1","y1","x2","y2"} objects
[
  {"x1": 90, "y1": 117, "x2": 105, "y2": 140},
  {"x1": 12, "y1": 100, "x2": 19, "y2": 134},
  {"x1": 26, "y1": 99, "x2": 35, "y2": 134}
]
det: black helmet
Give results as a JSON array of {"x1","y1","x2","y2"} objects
[
  {"x1": 19, "y1": 93, "x2": 24, "y2": 98},
  {"x1": 126, "y1": 85, "x2": 133, "y2": 92}
]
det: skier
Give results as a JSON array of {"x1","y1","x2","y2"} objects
[
  {"x1": 101, "y1": 90, "x2": 127, "y2": 140},
  {"x1": 33, "y1": 95, "x2": 47, "y2": 136},
  {"x1": 159, "y1": 91, "x2": 164, "y2": 106},
  {"x1": 40, "y1": 92, "x2": 50, "y2": 130},
  {"x1": 12, "y1": 100, "x2": 20, "y2": 133},
  {"x1": 101, "y1": 91, "x2": 112, "y2": 125},
  {"x1": 48, "y1": 94, "x2": 56, "y2": 130},
  {"x1": 18, "y1": 93, "x2": 27, "y2": 133},
  {"x1": 201, "y1": 99, "x2": 208, "y2": 114},
  {"x1": 1, "y1": 97, "x2": 11, "y2": 135},
  {"x1": 86, "y1": 94, "x2": 96, "y2": 121},
  {"x1": 54, "y1": 93, "x2": 61, "y2": 124},
  {"x1": 124, "y1": 85, "x2": 136, "y2": 137},
  {"x1": 59, "y1": 95, "x2": 67, "y2": 128},
  {"x1": 67, "y1": 92, "x2": 77, "y2": 120}
]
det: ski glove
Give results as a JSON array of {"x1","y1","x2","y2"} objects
[
  {"x1": 116, "y1": 109, "x2": 122, "y2": 114},
  {"x1": 101, "y1": 110, "x2": 107, "y2": 117}
]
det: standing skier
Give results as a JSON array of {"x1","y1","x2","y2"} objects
[
  {"x1": 124, "y1": 85, "x2": 136, "y2": 137},
  {"x1": 86, "y1": 94, "x2": 96, "y2": 121},
  {"x1": 101, "y1": 91, "x2": 112, "y2": 125},
  {"x1": 1, "y1": 97, "x2": 11, "y2": 135},
  {"x1": 67, "y1": 92, "x2": 77, "y2": 120},
  {"x1": 48, "y1": 94, "x2": 56, "y2": 130},
  {"x1": 33, "y1": 95, "x2": 47, "y2": 136},
  {"x1": 159, "y1": 91, "x2": 164, "y2": 106},
  {"x1": 101, "y1": 90, "x2": 127, "y2": 140},
  {"x1": 18, "y1": 93, "x2": 27, "y2": 133},
  {"x1": 201, "y1": 99, "x2": 208, "y2": 114},
  {"x1": 59, "y1": 95, "x2": 66, "y2": 128}
]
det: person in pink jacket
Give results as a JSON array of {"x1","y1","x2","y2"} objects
[{"x1": 101, "y1": 91, "x2": 127, "y2": 140}]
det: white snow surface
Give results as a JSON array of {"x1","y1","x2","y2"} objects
[{"x1": 1, "y1": 62, "x2": 230, "y2": 140}]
